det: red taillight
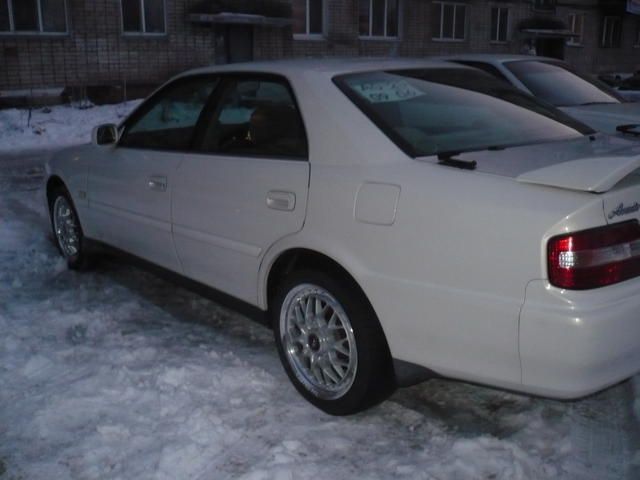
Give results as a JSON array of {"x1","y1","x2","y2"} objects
[{"x1": 547, "y1": 221, "x2": 640, "y2": 289}]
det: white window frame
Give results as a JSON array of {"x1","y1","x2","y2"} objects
[
  {"x1": 359, "y1": 0, "x2": 401, "y2": 39},
  {"x1": 292, "y1": 0, "x2": 326, "y2": 40},
  {"x1": 601, "y1": 16, "x2": 621, "y2": 48},
  {"x1": 0, "y1": 0, "x2": 68, "y2": 35},
  {"x1": 432, "y1": 1, "x2": 466, "y2": 42},
  {"x1": 489, "y1": 6, "x2": 509, "y2": 43},
  {"x1": 567, "y1": 12, "x2": 584, "y2": 46},
  {"x1": 121, "y1": 0, "x2": 167, "y2": 36}
]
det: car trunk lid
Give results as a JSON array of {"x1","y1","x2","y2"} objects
[
  {"x1": 601, "y1": 172, "x2": 640, "y2": 224},
  {"x1": 516, "y1": 154, "x2": 640, "y2": 193},
  {"x1": 511, "y1": 145, "x2": 640, "y2": 224}
]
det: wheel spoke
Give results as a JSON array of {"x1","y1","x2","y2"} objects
[
  {"x1": 330, "y1": 352, "x2": 349, "y2": 369},
  {"x1": 53, "y1": 196, "x2": 82, "y2": 259},
  {"x1": 327, "y1": 312, "x2": 341, "y2": 330},
  {"x1": 293, "y1": 306, "x2": 307, "y2": 333},
  {"x1": 285, "y1": 331, "x2": 301, "y2": 348},
  {"x1": 328, "y1": 356, "x2": 347, "y2": 379},
  {"x1": 322, "y1": 365, "x2": 339, "y2": 385},
  {"x1": 311, "y1": 361, "x2": 324, "y2": 385},
  {"x1": 332, "y1": 341, "x2": 350, "y2": 356},
  {"x1": 304, "y1": 297, "x2": 314, "y2": 324},
  {"x1": 279, "y1": 285, "x2": 358, "y2": 400}
]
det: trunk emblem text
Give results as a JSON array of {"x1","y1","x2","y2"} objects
[{"x1": 608, "y1": 202, "x2": 640, "y2": 220}]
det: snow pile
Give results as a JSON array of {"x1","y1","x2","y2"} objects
[
  {"x1": 0, "y1": 101, "x2": 141, "y2": 153},
  {"x1": 0, "y1": 154, "x2": 639, "y2": 479}
]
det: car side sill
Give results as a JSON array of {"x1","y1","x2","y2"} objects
[
  {"x1": 392, "y1": 359, "x2": 438, "y2": 387},
  {"x1": 80, "y1": 238, "x2": 439, "y2": 389},
  {"x1": 84, "y1": 238, "x2": 269, "y2": 327}
]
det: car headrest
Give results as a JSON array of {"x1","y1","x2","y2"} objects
[{"x1": 249, "y1": 104, "x2": 300, "y2": 145}]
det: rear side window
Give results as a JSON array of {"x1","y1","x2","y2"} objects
[
  {"x1": 119, "y1": 76, "x2": 218, "y2": 151},
  {"x1": 197, "y1": 78, "x2": 308, "y2": 159},
  {"x1": 334, "y1": 68, "x2": 592, "y2": 158}
]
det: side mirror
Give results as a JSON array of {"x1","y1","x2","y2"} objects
[{"x1": 92, "y1": 124, "x2": 119, "y2": 146}]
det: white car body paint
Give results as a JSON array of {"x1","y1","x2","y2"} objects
[
  {"x1": 516, "y1": 154, "x2": 640, "y2": 192},
  {"x1": 87, "y1": 146, "x2": 183, "y2": 272},
  {"x1": 44, "y1": 59, "x2": 640, "y2": 400},
  {"x1": 172, "y1": 154, "x2": 309, "y2": 304}
]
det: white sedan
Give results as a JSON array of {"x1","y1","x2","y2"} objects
[
  {"x1": 443, "y1": 54, "x2": 640, "y2": 139},
  {"x1": 43, "y1": 59, "x2": 640, "y2": 415}
]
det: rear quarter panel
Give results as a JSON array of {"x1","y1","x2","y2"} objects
[{"x1": 261, "y1": 72, "x2": 608, "y2": 388}]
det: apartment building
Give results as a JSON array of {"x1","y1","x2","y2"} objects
[{"x1": 0, "y1": 0, "x2": 638, "y2": 99}]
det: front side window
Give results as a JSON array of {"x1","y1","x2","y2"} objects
[
  {"x1": 334, "y1": 68, "x2": 591, "y2": 158},
  {"x1": 505, "y1": 60, "x2": 623, "y2": 107},
  {"x1": 121, "y1": 0, "x2": 165, "y2": 34},
  {"x1": 567, "y1": 13, "x2": 584, "y2": 46},
  {"x1": 432, "y1": 2, "x2": 466, "y2": 41},
  {"x1": 490, "y1": 7, "x2": 509, "y2": 43},
  {"x1": 359, "y1": 0, "x2": 399, "y2": 38},
  {"x1": 293, "y1": 0, "x2": 323, "y2": 36},
  {"x1": 197, "y1": 78, "x2": 307, "y2": 159},
  {"x1": 119, "y1": 77, "x2": 218, "y2": 151},
  {"x1": 0, "y1": 0, "x2": 67, "y2": 33},
  {"x1": 602, "y1": 16, "x2": 622, "y2": 48}
]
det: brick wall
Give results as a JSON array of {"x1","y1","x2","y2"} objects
[
  {"x1": 288, "y1": 0, "x2": 639, "y2": 74},
  {"x1": 1, "y1": 0, "x2": 639, "y2": 94},
  {"x1": 0, "y1": 0, "x2": 215, "y2": 92}
]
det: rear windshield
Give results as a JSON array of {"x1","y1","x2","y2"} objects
[
  {"x1": 505, "y1": 60, "x2": 624, "y2": 107},
  {"x1": 334, "y1": 68, "x2": 592, "y2": 158}
]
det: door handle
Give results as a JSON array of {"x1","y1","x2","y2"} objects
[
  {"x1": 148, "y1": 175, "x2": 167, "y2": 192},
  {"x1": 266, "y1": 191, "x2": 296, "y2": 211}
]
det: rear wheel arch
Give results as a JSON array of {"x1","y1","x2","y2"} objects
[
  {"x1": 265, "y1": 248, "x2": 393, "y2": 356},
  {"x1": 267, "y1": 249, "x2": 397, "y2": 414},
  {"x1": 268, "y1": 249, "x2": 365, "y2": 311}
]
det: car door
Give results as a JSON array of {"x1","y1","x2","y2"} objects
[
  {"x1": 172, "y1": 75, "x2": 310, "y2": 304},
  {"x1": 87, "y1": 75, "x2": 219, "y2": 272}
]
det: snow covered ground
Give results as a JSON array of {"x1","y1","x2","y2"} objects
[
  {"x1": 0, "y1": 104, "x2": 639, "y2": 479},
  {"x1": 0, "y1": 101, "x2": 141, "y2": 153}
]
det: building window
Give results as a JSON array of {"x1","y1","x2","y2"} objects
[
  {"x1": 601, "y1": 16, "x2": 622, "y2": 48},
  {"x1": 533, "y1": 0, "x2": 556, "y2": 12},
  {"x1": 432, "y1": 2, "x2": 466, "y2": 41},
  {"x1": 490, "y1": 7, "x2": 508, "y2": 43},
  {"x1": 293, "y1": 0, "x2": 324, "y2": 36},
  {"x1": 121, "y1": 0, "x2": 166, "y2": 34},
  {"x1": 0, "y1": 0, "x2": 67, "y2": 33},
  {"x1": 359, "y1": 0, "x2": 399, "y2": 38},
  {"x1": 567, "y1": 13, "x2": 584, "y2": 46}
]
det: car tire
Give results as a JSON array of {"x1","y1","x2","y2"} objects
[
  {"x1": 272, "y1": 270, "x2": 395, "y2": 415},
  {"x1": 49, "y1": 187, "x2": 92, "y2": 270}
]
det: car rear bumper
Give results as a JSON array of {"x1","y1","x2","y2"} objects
[{"x1": 519, "y1": 279, "x2": 640, "y2": 399}]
